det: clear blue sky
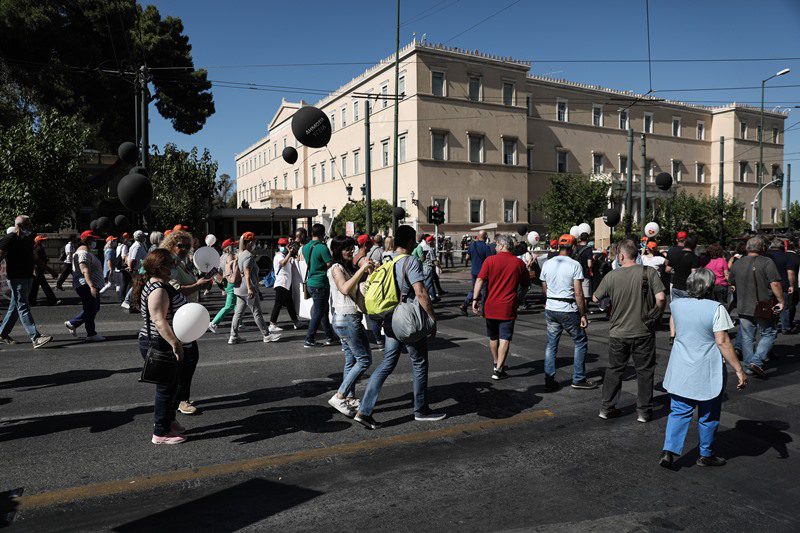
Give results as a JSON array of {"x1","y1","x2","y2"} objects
[{"x1": 147, "y1": 0, "x2": 800, "y2": 199}]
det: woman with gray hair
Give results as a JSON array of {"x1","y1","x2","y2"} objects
[{"x1": 660, "y1": 268, "x2": 748, "y2": 470}]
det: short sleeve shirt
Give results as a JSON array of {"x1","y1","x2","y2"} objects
[
  {"x1": 594, "y1": 264, "x2": 665, "y2": 338},
  {"x1": 713, "y1": 305, "x2": 735, "y2": 332},
  {"x1": 273, "y1": 251, "x2": 292, "y2": 290},
  {"x1": 575, "y1": 246, "x2": 593, "y2": 278},
  {"x1": 128, "y1": 241, "x2": 148, "y2": 271},
  {"x1": 468, "y1": 241, "x2": 495, "y2": 276},
  {"x1": 303, "y1": 241, "x2": 332, "y2": 289},
  {"x1": 671, "y1": 250, "x2": 699, "y2": 290},
  {"x1": 394, "y1": 255, "x2": 425, "y2": 302},
  {"x1": 766, "y1": 249, "x2": 790, "y2": 290},
  {"x1": 729, "y1": 255, "x2": 781, "y2": 317},
  {"x1": 234, "y1": 250, "x2": 259, "y2": 297},
  {"x1": 72, "y1": 249, "x2": 105, "y2": 289},
  {"x1": 477, "y1": 251, "x2": 529, "y2": 320},
  {"x1": 0, "y1": 232, "x2": 35, "y2": 279},
  {"x1": 540, "y1": 255, "x2": 584, "y2": 313}
]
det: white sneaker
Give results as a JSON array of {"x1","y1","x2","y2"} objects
[
  {"x1": 228, "y1": 336, "x2": 244, "y2": 345},
  {"x1": 268, "y1": 324, "x2": 283, "y2": 333},
  {"x1": 120, "y1": 301, "x2": 131, "y2": 310},
  {"x1": 346, "y1": 397, "x2": 361, "y2": 410},
  {"x1": 99, "y1": 282, "x2": 112, "y2": 294},
  {"x1": 328, "y1": 395, "x2": 356, "y2": 418},
  {"x1": 64, "y1": 321, "x2": 77, "y2": 337},
  {"x1": 293, "y1": 321, "x2": 301, "y2": 330},
  {"x1": 85, "y1": 335, "x2": 106, "y2": 343},
  {"x1": 208, "y1": 323, "x2": 218, "y2": 334},
  {"x1": 263, "y1": 333, "x2": 281, "y2": 343}
]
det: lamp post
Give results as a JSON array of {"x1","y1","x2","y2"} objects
[{"x1": 757, "y1": 67, "x2": 790, "y2": 230}]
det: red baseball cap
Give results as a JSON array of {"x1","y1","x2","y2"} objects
[
  {"x1": 221, "y1": 238, "x2": 238, "y2": 248},
  {"x1": 122, "y1": 232, "x2": 130, "y2": 239},
  {"x1": 558, "y1": 234, "x2": 576, "y2": 247},
  {"x1": 80, "y1": 230, "x2": 99, "y2": 241},
  {"x1": 164, "y1": 229, "x2": 173, "y2": 236},
  {"x1": 34, "y1": 234, "x2": 48, "y2": 243},
  {"x1": 425, "y1": 235, "x2": 435, "y2": 243},
  {"x1": 357, "y1": 234, "x2": 370, "y2": 246},
  {"x1": 277, "y1": 237, "x2": 289, "y2": 246},
  {"x1": 241, "y1": 231, "x2": 256, "y2": 241},
  {"x1": 549, "y1": 239, "x2": 558, "y2": 247},
  {"x1": 105, "y1": 235, "x2": 118, "y2": 243},
  {"x1": 677, "y1": 231, "x2": 687, "y2": 240},
  {"x1": 173, "y1": 224, "x2": 188, "y2": 232}
]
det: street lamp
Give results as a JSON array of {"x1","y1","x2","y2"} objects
[{"x1": 758, "y1": 67, "x2": 791, "y2": 229}]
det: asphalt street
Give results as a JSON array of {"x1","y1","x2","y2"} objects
[{"x1": 1, "y1": 270, "x2": 799, "y2": 531}]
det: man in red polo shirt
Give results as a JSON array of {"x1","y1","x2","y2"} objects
[{"x1": 472, "y1": 235, "x2": 530, "y2": 380}]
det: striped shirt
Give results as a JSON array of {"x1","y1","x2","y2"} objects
[{"x1": 139, "y1": 280, "x2": 187, "y2": 341}]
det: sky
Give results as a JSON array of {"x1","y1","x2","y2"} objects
[{"x1": 146, "y1": 0, "x2": 800, "y2": 200}]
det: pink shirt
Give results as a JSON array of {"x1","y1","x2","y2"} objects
[{"x1": 706, "y1": 257, "x2": 728, "y2": 286}]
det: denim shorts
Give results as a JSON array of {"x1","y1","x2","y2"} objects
[{"x1": 486, "y1": 318, "x2": 515, "y2": 341}]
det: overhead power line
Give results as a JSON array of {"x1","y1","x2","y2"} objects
[{"x1": 444, "y1": 0, "x2": 524, "y2": 43}]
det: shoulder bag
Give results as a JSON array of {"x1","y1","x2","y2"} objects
[
  {"x1": 752, "y1": 257, "x2": 778, "y2": 320},
  {"x1": 640, "y1": 266, "x2": 662, "y2": 332},
  {"x1": 139, "y1": 283, "x2": 181, "y2": 386}
]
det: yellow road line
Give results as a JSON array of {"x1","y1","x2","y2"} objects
[{"x1": 17, "y1": 409, "x2": 554, "y2": 511}]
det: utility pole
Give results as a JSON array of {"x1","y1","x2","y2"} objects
[
  {"x1": 364, "y1": 100, "x2": 373, "y2": 234},
  {"x1": 640, "y1": 133, "x2": 647, "y2": 229},
  {"x1": 134, "y1": 69, "x2": 140, "y2": 152},
  {"x1": 719, "y1": 136, "x2": 725, "y2": 245},
  {"x1": 139, "y1": 65, "x2": 150, "y2": 170},
  {"x1": 391, "y1": 0, "x2": 400, "y2": 234},
  {"x1": 787, "y1": 163, "x2": 792, "y2": 228},
  {"x1": 758, "y1": 68, "x2": 791, "y2": 230},
  {"x1": 625, "y1": 128, "x2": 634, "y2": 235}
]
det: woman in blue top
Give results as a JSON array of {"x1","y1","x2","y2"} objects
[{"x1": 660, "y1": 268, "x2": 748, "y2": 469}]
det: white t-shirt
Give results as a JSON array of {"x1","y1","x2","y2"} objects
[
  {"x1": 540, "y1": 255, "x2": 584, "y2": 312},
  {"x1": 128, "y1": 241, "x2": 147, "y2": 270},
  {"x1": 641, "y1": 254, "x2": 666, "y2": 272},
  {"x1": 63, "y1": 242, "x2": 75, "y2": 264},
  {"x1": 114, "y1": 243, "x2": 129, "y2": 272},
  {"x1": 273, "y1": 251, "x2": 292, "y2": 290}
]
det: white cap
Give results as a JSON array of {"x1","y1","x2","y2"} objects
[
  {"x1": 133, "y1": 230, "x2": 146, "y2": 239},
  {"x1": 6, "y1": 227, "x2": 14, "y2": 234}
]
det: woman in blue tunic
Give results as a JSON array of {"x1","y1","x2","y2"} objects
[{"x1": 660, "y1": 268, "x2": 748, "y2": 469}]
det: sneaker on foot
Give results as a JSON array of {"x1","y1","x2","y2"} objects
[
  {"x1": 32, "y1": 335, "x2": 53, "y2": 349},
  {"x1": 152, "y1": 434, "x2": 186, "y2": 445},
  {"x1": 304, "y1": 341, "x2": 320, "y2": 348},
  {"x1": 458, "y1": 304, "x2": 468, "y2": 317},
  {"x1": 263, "y1": 333, "x2": 281, "y2": 343},
  {"x1": 178, "y1": 401, "x2": 198, "y2": 415},
  {"x1": 268, "y1": 324, "x2": 283, "y2": 333},
  {"x1": 293, "y1": 321, "x2": 302, "y2": 330},
  {"x1": 414, "y1": 409, "x2": 446, "y2": 422},
  {"x1": 659, "y1": 450, "x2": 677, "y2": 470},
  {"x1": 749, "y1": 363, "x2": 768, "y2": 378},
  {"x1": 85, "y1": 335, "x2": 106, "y2": 343},
  {"x1": 323, "y1": 338, "x2": 339, "y2": 346},
  {"x1": 228, "y1": 336, "x2": 244, "y2": 345},
  {"x1": 354, "y1": 412, "x2": 382, "y2": 430},
  {"x1": 697, "y1": 455, "x2": 727, "y2": 467},
  {"x1": 99, "y1": 281, "x2": 112, "y2": 294},
  {"x1": 571, "y1": 379, "x2": 598, "y2": 390},
  {"x1": 120, "y1": 301, "x2": 131, "y2": 310},
  {"x1": 637, "y1": 411, "x2": 652, "y2": 423},
  {"x1": 544, "y1": 379, "x2": 561, "y2": 392},
  {"x1": 491, "y1": 368, "x2": 508, "y2": 380},
  {"x1": 64, "y1": 321, "x2": 77, "y2": 337},
  {"x1": 598, "y1": 408, "x2": 622, "y2": 420},
  {"x1": 346, "y1": 397, "x2": 361, "y2": 409},
  {"x1": 0, "y1": 336, "x2": 18, "y2": 345},
  {"x1": 328, "y1": 395, "x2": 356, "y2": 418},
  {"x1": 208, "y1": 323, "x2": 218, "y2": 334}
]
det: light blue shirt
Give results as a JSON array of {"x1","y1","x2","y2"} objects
[{"x1": 664, "y1": 298, "x2": 734, "y2": 401}]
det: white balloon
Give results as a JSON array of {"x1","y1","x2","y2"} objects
[
  {"x1": 569, "y1": 225, "x2": 581, "y2": 238},
  {"x1": 192, "y1": 245, "x2": 221, "y2": 273},
  {"x1": 527, "y1": 231, "x2": 540, "y2": 245},
  {"x1": 644, "y1": 222, "x2": 660, "y2": 238},
  {"x1": 205, "y1": 234, "x2": 217, "y2": 247},
  {"x1": 172, "y1": 303, "x2": 210, "y2": 343},
  {"x1": 577, "y1": 223, "x2": 592, "y2": 236}
]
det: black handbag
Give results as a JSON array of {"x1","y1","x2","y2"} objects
[{"x1": 139, "y1": 285, "x2": 180, "y2": 386}]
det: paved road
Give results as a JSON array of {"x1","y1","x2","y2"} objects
[{"x1": 1, "y1": 272, "x2": 799, "y2": 531}]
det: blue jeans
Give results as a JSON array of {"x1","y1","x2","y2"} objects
[
  {"x1": 544, "y1": 310, "x2": 588, "y2": 383},
  {"x1": 463, "y1": 274, "x2": 486, "y2": 307},
  {"x1": 422, "y1": 265, "x2": 436, "y2": 300},
  {"x1": 739, "y1": 315, "x2": 777, "y2": 368},
  {"x1": 365, "y1": 315, "x2": 384, "y2": 345},
  {"x1": 69, "y1": 283, "x2": 101, "y2": 336},
  {"x1": 333, "y1": 313, "x2": 372, "y2": 397},
  {"x1": 1, "y1": 278, "x2": 39, "y2": 340},
  {"x1": 663, "y1": 393, "x2": 722, "y2": 457},
  {"x1": 779, "y1": 291, "x2": 791, "y2": 332},
  {"x1": 305, "y1": 286, "x2": 335, "y2": 343},
  {"x1": 359, "y1": 333, "x2": 429, "y2": 416}
]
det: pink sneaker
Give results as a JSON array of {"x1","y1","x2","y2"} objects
[
  {"x1": 170, "y1": 421, "x2": 186, "y2": 434},
  {"x1": 151, "y1": 434, "x2": 186, "y2": 445}
]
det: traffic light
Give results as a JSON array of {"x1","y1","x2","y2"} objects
[{"x1": 427, "y1": 205, "x2": 445, "y2": 225}]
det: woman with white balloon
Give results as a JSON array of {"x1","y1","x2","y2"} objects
[{"x1": 132, "y1": 248, "x2": 200, "y2": 445}]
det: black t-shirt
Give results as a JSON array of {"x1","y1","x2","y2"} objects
[
  {"x1": 671, "y1": 250, "x2": 699, "y2": 290},
  {"x1": 766, "y1": 249, "x2": 790, "y2": 290},
  {"x1": 665, "y1": 245, "x2": 683, "y2": 268},
  {"x1": 0, "y1": 232, "x2": 35, "y2": 279},
  {"x1": 574, "y1": 245, "x2": 593, "y2": 278}
]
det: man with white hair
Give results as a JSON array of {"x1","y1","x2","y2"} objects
[{"x1": 0, "y1": 216, "x2": 53, "y2": 348}]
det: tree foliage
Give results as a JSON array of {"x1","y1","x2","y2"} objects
[
  {"x1": 0, "y1": 110, "x2": 92, "y2": 230},
  {"x1": 148, "y1": 143, "x2": 217, "y2": 232},
  {"x1": 332, "y1": 199, "x2": 394, "y2": 236},
  {"x1": 536, "y1": 173, "x2": 610, "y2": 235},
  {"x1": 785, "y1": 201, "x2": 800, "y2": 230},
  {"x1": 0, "y1": 0, "x2": 214, "y2": 149},
  {"x1": 212, "y1": 173, "x2": 234, "y2": 209}
]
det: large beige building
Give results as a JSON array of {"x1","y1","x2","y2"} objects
[{"x1": 235, "y1": 40, "x2": 787, "y2": 234}]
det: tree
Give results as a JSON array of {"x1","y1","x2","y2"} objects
[
  {"x1": 536, "y1": 173, "x2": 610, "y2": 235},
  {"x1": 213, "y1": 173, "x2": 234, "y2": 209},
  {"x1": 332, "y1": 200, "x2": 394, "y2": 236},
  {"x1": 0, "y1": 110, "x2": 92, "y2": 230},
  {"x1": 0, "y1": 0, "x2": 214, "y2": 150},
  {"x1": 148, "y1": 143, "x2": 217, "y2": 232},
  {"x1": 785, "y1": 201, "x2": 800, "y2": 230}
]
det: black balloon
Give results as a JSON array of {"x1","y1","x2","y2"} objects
[
  {"x1": 291, "y1": 106, "x2": 331, "y2": 148},
  {"x1": 516, "y1": 224, "x2": 528, "y2": 236},
  {"x1": 114, "y1": 214, "x2": 129, "y2": 231},
  {"x1": 97, "y1": 216, "x2": 112, "y2": 233},
  {"x1": 394, "y1": 206, "x2": 407, "y2": 220},
  {"x1": 118, "y1": 142, "x2": 139, "y2": 166},
  {"x1": 117, "y1": 173, "x2": 153, "y2": 212},
  {"x1": 655, "y1": 172, "x2": 673, "y2": 191},
  {"x1": 282, "y1": 146, "x2": 298, "y2": 164},
  {"x1": 89, "y1": 219, "x2": 99, "y2": 231},
  {"x1": 603, "y1": 208, "x2": 621, "y2": 227},
  {"x1": 129, "y1": 165, "x2": 148, "y2": 177}
]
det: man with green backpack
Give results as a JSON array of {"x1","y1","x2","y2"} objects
[{"x1": 355, "y1": 225, "x2": 445, "y2": 429}]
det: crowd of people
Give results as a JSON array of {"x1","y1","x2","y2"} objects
[{"x1": 0, "y1": 214, "x2": 793, "y2": 468}]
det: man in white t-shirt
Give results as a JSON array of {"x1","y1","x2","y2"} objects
[
  {"x1": 539, "y1": 234, "x2": 595, "y2": 392},
  {"x1": 269, "y1": 237, "x2": 299, "y2": 331},
  {"x1": 56, "y1": 236, "x2": 77, "y2": 291},
  {"x1": 641, "y1": 241, "x2": 666, "y2": 273},
  {"x1": 121, "y1": 230, "x2": 149, "y2": 309}
]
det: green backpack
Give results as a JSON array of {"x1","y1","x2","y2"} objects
[{"x1": 364, "y1": 254, "x2": 409, "y2": 318}]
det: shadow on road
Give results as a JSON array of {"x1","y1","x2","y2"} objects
[
  {"x1": 717, "y1": 420, "x2": 792, "y2": 459},
  {"x1": 0, "y1": 406, "x2": 150, "y2": 443},
  {"x1": 0, "y1": 368, "x2": 140, "y2": 391},
  {"x1": 112, "y1": 478, "x2": 321, "y2": 532}
]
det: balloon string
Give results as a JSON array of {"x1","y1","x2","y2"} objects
[{"x1": 326, "y1": 147, "x2": 354, "y2": 191}]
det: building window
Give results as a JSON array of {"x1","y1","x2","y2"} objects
[
  {"x1": 502, "y1": 82, "x2": 514, "y2": 106},
  {"x1": 468, "y1": 134, "x2": 484, "y2": 163},
  {"x1": 619, "y1": 110, "x2": 629, "y2": 130},
  {"x1": 330, "y1": 112, "x2": 335, "y2": 132},
  {"x1": 273, "y1": 143, "x2": 277, "y2": 159},
  {"x1": 398, "y1": 74, "x2": 406, "y2": 97},
  {"x1": 369, "y1": 143, "x2": 374, "y2": 169},
  {"x1": 739, "y1": 161, "x2": 748, "y2": 182},
  {"x1": 353, "y1": 150, "x2": 360, "y2": 174},
  {"x1": 320, "y1": 162, "x2": 326, "y2": 182},
  {"x1": 503, "y1": 200, "x2": 517, "y2": 223},
  {"x1": 311, "y1": 165, "x2": 317, "y2": 185},
  {"x1": 740, "y1": 121, "x2": 748, "y2": 139},
  {"x1": 644, "y1": 112, "x2": 653, "y2": 134},
  {"x1": 592, "y1": 153, "x2": 603, "y2": 174},
  {"x1": 432, "y1": 71, "x2": 445, "y2": 96},
  {"x1": 646, "y1": 160, "x2": 653, "y2": 180},
  {"x1": 398, "y1": 134, "x2": 407, "y2": 163},
  {"x1": 381, "y1": 83, "x2": 389, "y2": 108},
  {"x1": 527, "y1": 146, "x2": 533, "y2": 171},
  {"x1": 619, "y1": 155, "x2": 628, "y2": 176},
  {"x1": 341, "y1": 107, "x2": 347, "y2": 127},
  {"x1": 354, "y1": 101, "x2": 360, "y2": 121},
  {"x1": 697, "y1": 121, "x2": 705, "y2": 140},
  {"x1": 556, "y1": 150, "x2": 568, "y2": 173},
  {"x1": 772, "y1": 164, "x2": 780, "y2": 178},
  {"x1": 266, "y1": 148, "x2": 270, "y2": 162},
  {"x1": 283, "y1": 173, "x2": 288, "y2": 189},
  {"x1": 341, "y1": 154, "x2": 347, "y2": 177},
  {"x1": 771, "y1": 208, "x2": 778, "y2": 224},
  {"x1": 670, "y1": 160, "x2": 680, "y2": 182},
  {"x1": 294, "y1": 169, "x2": 299, "y2": 189},
  {"x1": 399, "y1": 200, "x2": 407, "y2": 217},
  {"x1": 557, "y1": 99, "x2": 568, "y2": 122},
  {"x1": 283, "y1": 138, "x2": 287, "y2": 149},
  {"x1": 773, "y1": 127, "x2": 779, "y2": 143},
  {"x1": 526, "y1": 95, "x2": 533, "y2": 117},
  {"x1": 469, "y1": 199, "x2": 483, "y2": 224},
  {"x1": 432, "y1": 132, "x2": 447, "y2": 160},
  {"x1": 468, "y1": 76, "x2": 481, "y2": 101},
  {"x1": 696, "y1": 163, "x2": 705, "y2": 183},
  {"x1": 331, "y1": 158, "x2": 336, "y2": 179},
  {"x1": 381, "y1": 140, "x2": 389, "y2": 167},
  {"x1": 672, "y1": 117, "x2": 681, "y2": 137},
  {"x1": 592, "y1": 105, "x2": 603, "y2": 127},
  {"x1": 502, "y1": 139, "x2": 516, "y2": 165}
]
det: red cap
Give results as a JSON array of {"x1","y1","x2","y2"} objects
[
  {"x1": 647, "y1": 241, "x2": 658, "y2": 250},
  {"x1": 173, "y1": 224, "x2": 188, "y2": 232},
  {"x1": 549, "y1": 239, "x2": 558, "y2": 247},
  {"x1": 122, "y1": 232, "x2": 130, "y2": 239},
  {"x1": 80, "y1": 230, "x2": 99, "y2": 241},
  {"x1": 677, "y1": 231, "x2": 687, "y2": 240},
  {"x1": 558, "y1": 234, "x2": 576, "y2": 247},
  {"x1": 357, "y1": 234, "x2": 370, "y2": 246},
  {"x1": 425, "y1": 235, "x2": 435, "y2": 243},
  {"x1": 164, "y1": 229, "x2": 173, "y2": 236},
  {"x1": 241, "y1": 231, "x2": 256, "y2": 242},
  {"x1": 277, "y1": 237, "x2": 289, "y2": 246},
  {"x1": 221, "y1": 238, "x2": 238, "y2": 248},
  {"x1": 105, "y1": 235, "x2": 118, "y2": 243},
  {"x1": 34, "y1": 234, "x2": 48, "y2": 243}
]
